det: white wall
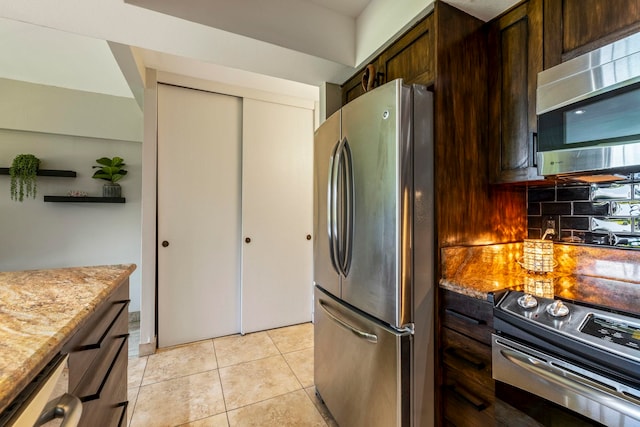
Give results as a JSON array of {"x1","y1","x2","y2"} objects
[
  {"x1": 0, "y1": 79, "x2": 143, "y2": 312},
  {"x1": 356, "y1": 0, "x2": 433, "y2": 67}
]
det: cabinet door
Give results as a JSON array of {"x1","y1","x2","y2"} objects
[
  {"x1": 342, "y1": 71, "x2": 367, "y2": 105},
  {"x1": 341, "y1": 14, "x2": 434, "y2": 106},
  {"x1": 379, "y1": 14, "x2": 434, "y2": 86},
  {"x1": 488, "y1": 0, "x2": 543, "y2": 183},
  {"x1": 240, "y1": 98, "x2": 313, "y2": 334},
  {"x1": 157, "y1": 84, "x2": 242, "y2": 347},
  {"x1": 544, "y1": 0, "x2": 640, "y2": 66}
]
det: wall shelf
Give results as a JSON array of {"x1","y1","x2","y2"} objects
[
  {"x1": 44, "y1": 196, "x2": 126, "y2": 203},
  {"x1": 0, "y1": 168, "x2": 77, "y2": 177}
]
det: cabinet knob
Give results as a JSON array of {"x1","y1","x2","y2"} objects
[
  {"x1": 306, "y1": 234, "x2": 312, "y2": 240},
  {"x1": 162, "y1": 241, "x2": 169, "y2": 247},
  {"x1": 245, "y1": 237, "x2": 251, "y2": 243}
]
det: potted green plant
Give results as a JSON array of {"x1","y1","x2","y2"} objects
[
  {"x1": 92, "y1": 156, "x2": 127, "y2": 197},
  {"x1": 9, "y1": 154, "x2": 40, "y2": 202}
]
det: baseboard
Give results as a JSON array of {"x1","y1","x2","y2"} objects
[{"x1": 138, "y1": 336, "x2": 156, "y2": 356}]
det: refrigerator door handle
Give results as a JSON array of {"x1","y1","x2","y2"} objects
[
  {"x1": 340, "y1": 138, "x2": 354, "y2": 276},
  {"x1": 327, "y1": 140, "x2": 340, "y2": 275},
  {"x1": 319, "y1": 299, "x2": 378, "y2": 344},
  {"x1": 332, "y1": 137, "x2": 348, "y2": 277}
]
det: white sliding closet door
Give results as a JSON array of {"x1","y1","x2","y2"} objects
[
  {"x1": 157, "y1": 84, "x2": 242, "y2": 348},
  {"x1": 241, "y1": 99, "x2": 314, "y2": 334}
]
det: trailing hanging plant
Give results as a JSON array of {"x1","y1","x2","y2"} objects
[
  {"x1": 9, "y1": 154, "x2": 40, "y2": 202},
  {"x1": 92, "y1": 157, "x2": 127, "y2": 183}
]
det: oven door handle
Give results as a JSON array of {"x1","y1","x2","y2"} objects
[
  {"x1": 500, "y1": 348, "x2": 640, "y2": 421},
  {"x1": 35, "y1": 393, "x2": 83, "y2": 427}
]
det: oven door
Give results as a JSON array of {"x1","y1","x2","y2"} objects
[
  {"x1": 6, "y1": 354, "x2": 83, "y2": 427},
  {"x1": 492, "y1": 334, "x2": 640, "y2": 427}
]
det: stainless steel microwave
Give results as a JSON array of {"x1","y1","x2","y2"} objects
[{"x1": 536, "y1": 31, "x2": 640, "y2": 177}]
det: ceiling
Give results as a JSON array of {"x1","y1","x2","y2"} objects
[{"x1": 0, "y1": 0, "x2": 519, "y2": 102}]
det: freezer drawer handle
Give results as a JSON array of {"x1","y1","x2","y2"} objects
[{"x1": 319, "y1": 300, "x2": 378, "y2": 344}]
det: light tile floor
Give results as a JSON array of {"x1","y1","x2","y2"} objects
[{"x1": 127, "y1": 322, "x2": 337, "y2": 427}]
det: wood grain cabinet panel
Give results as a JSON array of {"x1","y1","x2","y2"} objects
[
  {"x1": 442, "y1": 289, "x2": 494, "y2": 346},
  {"x1": 439, "y1": 289, "x2": 496, "y2": 427},
  {"x1": 380, "y1": 15, "x2": 434, "y2": 85},
  {"x1": 341, "y1": 13, "x2": 434, "y2": 105},
  {"x1": 488, "y1": 0, "x2": 543, "y2": 184},
  {"x1": 544, "y1": 0, "x2": 640, "y2": 66},
  {"x1": 63, "y1": 278, "x2": 130, "y2": 427},
  {"x1": 342, "y1": 73, "x2": 366, "y2": 105}
]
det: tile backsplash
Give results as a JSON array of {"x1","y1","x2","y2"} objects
[{"x1": 528, "y1": 173, "x2": 640, "y2": 249}]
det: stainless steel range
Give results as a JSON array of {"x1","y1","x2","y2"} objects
[{"x1": 493, "y1": 289, "x2": 640, "y2": 426}]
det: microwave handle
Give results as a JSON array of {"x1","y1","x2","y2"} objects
[{"x1": 530, "y1": 132, "x2": 538, "y2": 168}]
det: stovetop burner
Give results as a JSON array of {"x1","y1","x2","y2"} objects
[{"x1": 506, "y1": 274, "x2": 640, "y2": 317}]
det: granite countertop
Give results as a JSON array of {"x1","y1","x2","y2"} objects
[
  {"x1": 0, "y1": 264, "x2": 136, "y2": 414},
  {"x1": 440, "y1": 243, "x2": 640, "y2": 314}
]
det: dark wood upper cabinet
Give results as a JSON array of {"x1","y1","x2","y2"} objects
[
  {"x1": 342, "y1": 72, "x2": 366, "y2": 105},
  {"x1": 544, "y1": 0, "x2": 640, "y2": 67},
  {"x1": 380, "y1": 16, "x2": 435, "y2": 86},
  {"x1": 488, "y1": 0, "x2": 543, "y2": 184},
  {"x1": 341, "y1": 14, "x2": 435, "y2": 105}
]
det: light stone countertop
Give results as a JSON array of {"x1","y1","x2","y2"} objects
[
  {"x1": 439, "y1": 243, "x2": 640, "y2": 314},
  {"x1": 0, "y1": 264, "x2": 136, "y2": 414}
]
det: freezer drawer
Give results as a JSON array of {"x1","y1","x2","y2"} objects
[{"x1": 314, "y1": 287, "x2": 410, "y2": 427}]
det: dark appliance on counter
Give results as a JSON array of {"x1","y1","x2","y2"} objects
[
  {"x1": 493, "y1": 289, "x2": 640, "y2": 426},
  {"x1": 536, "y1": 31, "x2": 640, "y2": 177},
  {"x1": 313, "y1": 79, "x2": 434, "y2": 427}
]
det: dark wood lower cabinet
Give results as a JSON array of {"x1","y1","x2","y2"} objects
[
  {"x1": 439, "y1": 289, "x2": 495, "y2": 426},
  {"x1": 63, "y1": 278, "x2": 130, "y2": 426}
]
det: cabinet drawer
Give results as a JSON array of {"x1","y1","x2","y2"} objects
[
  {"x1": 442, "y1": 327, "x2": 493, "y2": 392},
  {"x1": 441, "y1": 290, "x2": 493, "y2": 345},
  {"x1": 73, "y1": 334, "x2": 128, "y2": 401},
  {"x1": 63, "y1": 283, "x2": 129, "y2": 352},
  {"x1": 77, "y1": 336, "x2": 128, "y2": 427},
  {"x1": 67, "y1": 300, "x2": 128, "y2": 390},
  {"x1": 113, "y1": 402, "x2": 128, "y2": 427},
  {"x1": 443, "y1": 383, "x2": 495, "y2": 427}
]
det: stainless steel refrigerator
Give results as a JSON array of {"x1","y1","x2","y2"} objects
[{"x1": 313, "y1": 79, "x2": 434, "y2": 427}]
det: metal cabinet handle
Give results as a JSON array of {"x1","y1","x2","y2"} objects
[
  {"x1": 531, "y1": 132, "x2": 538, "y2": 168},
  {"x1": 306, "y1": 234, "x2": 312, "y2": 240},
  {"x1": 245, "y1": 237, "x2": 251, "y2": 243},
  {"x1": 35, "y1": 393, "x2": 83, "y2": 427},
  {"x1": 161, "y1": 241, "x2": 169, "y2": 247},
  {"x1": 445, "y1": 308, "x2": 486, "y2": 325},
  {"x1": 319, "y1": 300, "x2": 378, "y2": 343}
]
